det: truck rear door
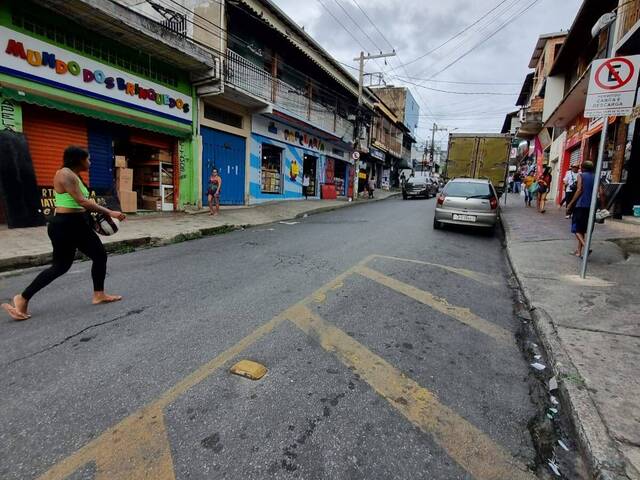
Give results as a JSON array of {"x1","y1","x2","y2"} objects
[
  {"x1": 447, "y1": 136, "x2": 478, "y2": 180},
  {"x1": 476, "y1": 137, "x2": 509, "y2": 192}
]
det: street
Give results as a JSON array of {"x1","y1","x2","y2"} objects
[{"x1": 1, "y1": 198, "x2": 542, "y2": 480}]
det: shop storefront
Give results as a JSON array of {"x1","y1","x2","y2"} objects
[
  {"x1": 249, "y1": 115, "x2": 353, "y2": 203},
  {"x1": 359, "y1": 145, "x2": 385, "y2": 193},
  {"x1": 0, "y1": 9, "x2": 196, "y2": 224}
]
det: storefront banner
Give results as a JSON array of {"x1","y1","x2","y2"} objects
[
  {"x1": 1, "y1": 26, "x2": 191, "y2": 123},
  {"x1": 252, "y1": 115, "x2": 351, "y2": 163},
  {"x1": 0, "y1": 94, "x2": 22, "y2": 132},
  {"x1": 369, "y1": 146, "x2": 385, "y2": 162}
]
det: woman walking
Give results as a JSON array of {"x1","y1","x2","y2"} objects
[
  {"x1": 2, "y1": 146, "x2": 125, "y2": 321},
  {"x1": 207, "y1": 168, "x2": 222, "y2": 216},
  {"x1": 567, "y1": 161, "x2": 604, "y2": 258},
  {"x1": 537, "y1": 166, "x2": 552, "y2": 213}
]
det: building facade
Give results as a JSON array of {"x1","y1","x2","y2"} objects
[{"x1": 0, "y1": 0, "x2": 219, "y2": 224}]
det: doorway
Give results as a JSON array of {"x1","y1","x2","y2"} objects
[
  {"x1": 303, "y1": 154, "x2": 317, "y2": 197},
  {"x1": 202, "y1": 127, "x2": 246, "y2": 205}
]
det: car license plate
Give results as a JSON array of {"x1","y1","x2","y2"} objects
[{"x1": 453, "y1": 214, "x2": 476, "y2": 222}]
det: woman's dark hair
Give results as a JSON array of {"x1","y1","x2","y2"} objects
[
  {"x1": 63, "y1": 146, "x2": 89, "y2": 169},
  {"x1": 544, "y1": 166, "x2": 552, "y2": 174}
]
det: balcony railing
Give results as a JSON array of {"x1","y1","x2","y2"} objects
[
  {"x1": 617, "y1": 0, "x2": 640, "y2": 42},
  {"x1": 225, "y1": 49, "x2": 354, "y2": 142}
]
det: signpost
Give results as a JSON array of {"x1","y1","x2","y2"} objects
[{"x1": 582, "y1": 55, "x2": 640, "y2": 278}]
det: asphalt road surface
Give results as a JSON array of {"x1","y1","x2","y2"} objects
[{"x1": 0, "y1": 197, "x2": 541, "y2": 480}]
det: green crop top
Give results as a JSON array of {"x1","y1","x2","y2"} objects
[{"x1": 54, "y1": 177, "x2": 89, "y2": 209}]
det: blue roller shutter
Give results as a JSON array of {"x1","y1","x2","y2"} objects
[{"x1": 87, "y1": 122, "x2": 114, "y2": 190}]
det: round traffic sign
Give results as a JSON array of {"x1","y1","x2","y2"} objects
[
  {"x1": 595, "y1": 57, "x2": 635, "y2": 90},
  {"x1": 352, "y1": 151, "x2": 360, "y2": 160}
]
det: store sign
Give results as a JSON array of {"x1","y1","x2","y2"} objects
[
  {"x1": 39, "y1": 186, "x2": 108, "y2": 217},
  {"x1": 1, "y1": 26, "x2": 191, "y2": 122},
  {"x1": 253, "y1": 115, "x2": 352, "y2": 162},
  {"x1": 585, "y1": 55, "x2": 640, "y2": 118},
  {"x1": 0, "y1": 95, "x2": 22, "y2": 132},
  {"x1": 369, "y1": 147, "x2": 385, "y2": 161}
]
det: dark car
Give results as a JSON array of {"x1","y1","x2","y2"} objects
[{"x1": 402, "y1": 175, "x2": 438, "y2": 200}]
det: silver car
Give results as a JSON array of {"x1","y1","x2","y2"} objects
[{"x1": 433, "y1": 178, "x2": 499, "y2": 230}]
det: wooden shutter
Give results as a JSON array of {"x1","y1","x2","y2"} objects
[{"x1": 22, "y1": 105, "x2": 89, "y2": 185}]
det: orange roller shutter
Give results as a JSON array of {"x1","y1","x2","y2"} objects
[{"x1": 22, "y1": 105, "x2": 89, "y2": 186}]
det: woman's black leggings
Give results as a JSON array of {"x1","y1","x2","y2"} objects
[{"x1": 22, "y1": 213, "x2": 107, "y2": 300}]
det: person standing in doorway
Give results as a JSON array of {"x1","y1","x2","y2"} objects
[
  {"x1": 1, "y1": 146, "x2": 125, "y2": 321},
  {"x1": 207, "y1": 168, "x2": 222, "y2": 216},
  {"x1": 537, "y1": 166, "x2": 552, "y2": 213},
  {"x1": 302, "y1": 174, "x2": 310, "y2": 200},
  {"x1": 561, "y1": 164, "x2": 579, "y2": 218}
]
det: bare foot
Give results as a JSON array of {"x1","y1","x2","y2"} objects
[
  {"x1": 92, "y1": 293, "x2": 123, "y2": 305},
  {"x1": 2, "y1": 295, "x2": 30, "y2": 321}
]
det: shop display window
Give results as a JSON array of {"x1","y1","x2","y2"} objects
[{"x1": 261, "y1": 144, "x2": 283, "y2": 194}]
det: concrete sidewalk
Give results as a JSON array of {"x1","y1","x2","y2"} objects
[
  {"x1": 501, "y1": 194, "x2": 640, "y2": 480},
  {"x1": 0, "y1": 191, "x2": 399, "y2": 272}
]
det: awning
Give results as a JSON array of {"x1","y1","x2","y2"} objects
[
  {"x1": 1, "y1": 86, "x2": 191, "y2": 138},
  {"x1": 543, "y1": 68, "x2": 589, "y2": 129}
]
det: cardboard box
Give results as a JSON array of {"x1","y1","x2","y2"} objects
[
  {"x1": 114, "y1": 156, "x2": 127, "y2": 168},
  {"x1": 117, "y1": 190, "x2": 137, "y2": 213},
  {"x1": 151, "y1": 150, "x2": 172, "y2": 162},
  {"x1": 116, "y1": 168, "x2": 133, "y2": 191},
  {"x1": 141, "y1": 195, "x2": 161, "y2": 211}
]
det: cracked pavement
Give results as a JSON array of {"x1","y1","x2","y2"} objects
[{"x1": 2, "y1": 197, "x2": 542, "y2": 479}]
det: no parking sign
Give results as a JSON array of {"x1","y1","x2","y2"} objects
[{"x1": 585, "y1": 55, "x2": 640, "y2": 118}]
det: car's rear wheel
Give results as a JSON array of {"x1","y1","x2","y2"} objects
[
  {"x1": 433, "y1": 218, "x2": 442, "y2": 230},
  {"x1": 402, "y1": 193, "x2": 408, "y2": 200}
]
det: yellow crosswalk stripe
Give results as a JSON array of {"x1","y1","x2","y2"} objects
[
  {"x1": 371, "y1": 255, "x2": 501, "y2": 287},
  {"x1": 355, "y1": 265, "x2": 513, "y2": 344},
  {"x1": 287, "y1": 304, "x2": 537, "y2": 480}
]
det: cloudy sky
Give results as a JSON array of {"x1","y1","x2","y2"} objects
[{"x1": 271, "y1": 0, "x2": 582, "y2": 149}]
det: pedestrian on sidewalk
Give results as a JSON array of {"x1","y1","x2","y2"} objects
[
  {"x1": 368, "y1": 177, "x2": 375, "y2": 199},
  {"x1": 523, "y1": 171, "x2": 535, "y2": 206},
  {"x1": 513, "y1": 171, "x2": 522, "y2": 194},
  {"x1": 1, "y1": 146, "x2": 125, "y2": 321},
  {"x1": 567, "y1": 161, "x2": 605, "y2": 258},
  {"x1": 207, "y1": 168, "x2": 222, "y2": 216},
  {"x1": 560, "y1": 163, "x2": 579, "y2": 217},
  {"x1": 536, "y1": 166, "x2": 552, "y2": 213}
]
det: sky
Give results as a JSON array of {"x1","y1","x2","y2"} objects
[{"x1": 270, "y1": 0, "x2": 583, "y2": 149}]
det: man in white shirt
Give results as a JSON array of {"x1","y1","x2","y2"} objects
[{"x1": 561, "y1": 164, "x2": 579, "y2": 217}]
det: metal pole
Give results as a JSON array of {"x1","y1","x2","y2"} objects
[{"x1": 580, "y1": 117, "x2": 608, "y2": 278}]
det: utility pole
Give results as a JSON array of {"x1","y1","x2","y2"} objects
[{"x1": 352, "y1": 50, "x2": 396, "y2": 200}]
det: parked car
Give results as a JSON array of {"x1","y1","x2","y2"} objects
[
  {"x1": 433, "y1": 178, "x2": 499, "y2": 231},
  {"x1": 403, "y1": 175, "x2": 438, "y2": 199}
]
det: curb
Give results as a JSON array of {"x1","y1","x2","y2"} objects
[
  {"x1": 0, "y1": 193, "x2": 400, "y2": 274},
  {"x1": 294, "y1": 192, "x2": 401, "y2": 219},
  {"x1": 501, "y1": 216, "x2": 633, "y2": 480}
]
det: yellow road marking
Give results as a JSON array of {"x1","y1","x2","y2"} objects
[
  {"x1": 287, "y1": 305, "x2": 536, "y2": 480},
  {"x1": 36, "y1": 258, "x2": 375, "y2": 480},
  {"x1": 38, "y1": 405, "x2": 175, "y2": 480},
  {"x1": 372, "y1": 254, "x2": 500, "y2": 287},
  {"x1": 36, "y1": 254, "x2": 516, "y2": 479},
  {"x1": 355, "y1": 265, "x2": 512, "y2": 344}
]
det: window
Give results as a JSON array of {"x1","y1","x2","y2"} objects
[
  {"x1": 261, "y1": 144, "x2": 283, "y2": 194},
  {"x1": 444, "y1": 182, "x2": 494, "y2": 199},
  {"x1": 204, "y1": 105, "x2": 243, "y2": 129}
]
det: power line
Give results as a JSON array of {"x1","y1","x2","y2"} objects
[
  {"x1": 388, "y1": 75, "x2": 521, "y2": 86},
  {"x1": 409, "y1": 0, "x2": 526, "y2": 78},
  {"x1": 426, "y1": 0, "x2": 542, "y2": 80},
  {"x1": 393, "y1": 79, "x2": 519, "y2": 95},
  {"x1": 397, "y1": 0, "x2": 512, "y2": 68},
  {"x1": 333, "y1": 0, "x2": 384, "y2": 53}
]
